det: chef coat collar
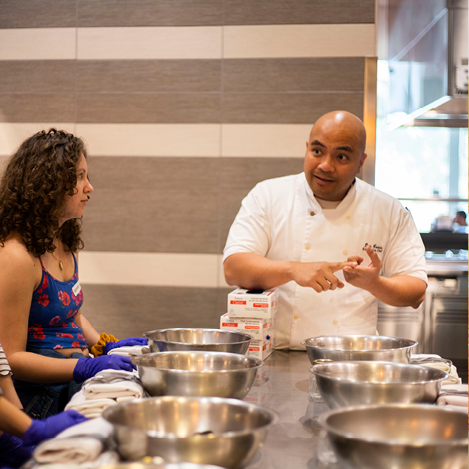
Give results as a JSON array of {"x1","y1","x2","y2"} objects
[{"x1": 302, "y1": 173, "x2": 358, "y2": 211}]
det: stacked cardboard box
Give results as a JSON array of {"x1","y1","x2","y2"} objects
[{"x1": 220, "y1": 288, "x2": 278, "y2": 360}]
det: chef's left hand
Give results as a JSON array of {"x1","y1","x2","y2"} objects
[{"x1": 343, "y1": 246, "x2": 382, "y2": 290}]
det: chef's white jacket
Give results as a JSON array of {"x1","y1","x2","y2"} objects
[{"x1": 223, "y1": 173, "x2": 428, "y2": 350}]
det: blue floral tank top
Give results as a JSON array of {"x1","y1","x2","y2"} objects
[{"x1": 28, "y1": 254, "x2": 87, "y2": 350}]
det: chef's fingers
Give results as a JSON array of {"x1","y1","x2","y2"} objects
[
  {"x1": 315, "y1": 277, "x2": 332, "y2": 292},
  {"x1": 324, "y1": 271, "x2": 340, "y2": 290},
  {"x1": 346, "y1": 256, "x2": 364, "y2": 265},
  {"x1": 366, "y1": 246, "x2": 382, "y2": 267},
  {"x1": 330, "y1": 261, "x2": 357, "y2": 273}
]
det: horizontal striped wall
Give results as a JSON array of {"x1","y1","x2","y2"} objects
[{"x1": 0, "y1": 0, "x2": 377, "y2": 338}]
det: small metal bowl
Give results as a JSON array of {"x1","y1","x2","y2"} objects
[
  {"x1": 301, "y1": 335, "x2": 417, "y2": 364},
  {"x1": 312, "y1": 361, "x2": 448, "y2": 408},
  {"x1": 132, "y1": 351, "x2": 262, "y2": 399},
  {"x1": 103, "y1": 396, "x2": 277, "y2": 468},
  {"x1": 144, "y1": 328, "x2": 252, "y2": 355},
  {"x1": 319, "y1": 404, "x2": 468, "y2": 469}
]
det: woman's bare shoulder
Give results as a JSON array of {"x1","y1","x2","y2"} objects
[{"x1": 0, "y1": 234, "x2": 38, "y2": 271}]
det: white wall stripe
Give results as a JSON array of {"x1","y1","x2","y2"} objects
[
  {"x1": 77, "y1": 27, "x2": 223, "y2": 60},
  {"x1": 224, "y1": 24, "x2": 376, "y2": 58},
  {"x1": 0, "y1": 123, "x2": 76, "y2": 156},
  {"x1": 76, "y1": 124, "x2": 221, "y2": 157},
  {"x1": 0, "y1": 25, "x2": 374, "y2": 61},
  {"x1": 0, "y1": 123, "x2": 313, "y2": 158},
  {"x1": 79, "y1": 251, "x2": 229, "y2": 288},
  {"x1": 222, "y1": 124, "x2": 311, "y2": 158},
  {"x1": 0, "y1": 29, "x2": 76, "y2": 60}
]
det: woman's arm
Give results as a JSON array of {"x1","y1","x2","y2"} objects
[
  {"x1": 0, "y1": 241, "x2": 78, "y2": 383},
  {"x1": 75, "y1": 312, "x2": 100, "y2": 349}
]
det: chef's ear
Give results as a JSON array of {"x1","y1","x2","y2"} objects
[
  {"x1": 357, "y1": 152, "x2": 367, "y2": 173},
  {"x1": 305, "y1": 141, "x2": 309, "y2": 149}
]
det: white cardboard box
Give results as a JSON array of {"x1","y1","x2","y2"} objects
[
  {"x1": 220, "y1": 313, "x2": 275, "y2": 341},
  {"x1": 227, "y1": 288, "x2": 278, "y2": 319},
  {"x1": 248, "y1": 339, "x2": 274, "y2": 360}
]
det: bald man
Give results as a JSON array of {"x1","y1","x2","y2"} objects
[{"x1": 223, "y1": 111, "x2": 427, "y2": 350}]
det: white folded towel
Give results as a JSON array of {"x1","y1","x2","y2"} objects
[
  {"x1": 90, "y1": 368, "x2": 139, "y2": 381},
  {"x1": 82, "y1": 378, "x2": 144, "y2": 401},
  {"x1": 33, "y1": 438, "x2": 103, "y2": 464},
  {"x1": 65, "y1": 390, "x2": 117, "y2": 418},
  {"x1": 30, "y1": 450, "x2": 119, "y2": 468},
  {"x1": 56, "y1": 417, "x2": 114, "y2": 440},
  {"x1": 437, "y1": 384, "x2": 468, "y2": 411},
  {"x1": 108, "y1": 345, "x2": 149, "y2": 357},
  {"x1": 411, "y1": 353, "x2": 461, "y2": 385}
]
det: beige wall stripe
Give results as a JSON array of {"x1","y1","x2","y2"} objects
[
  {"x1": 79, "y1": 251, "x2": 229, "y2": 288},
  {"x1": 224, "y1": 24, "x2": 376, "y2": 58},
  {"x1": 0, "y1": 28, "x2": 76, "y2": 60}
]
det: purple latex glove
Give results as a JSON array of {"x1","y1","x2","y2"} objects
[
  {"x1": 103, "y1": 337, "x2": 147, "y2": 355},
  {"x1": 73, "y1": 355, "x2": 136, "y2": 383},
  {"x1": 22, "y1": 410, "x2": 88, "y2": 446},
  {"x1": 0, "y1": 432, "x2": 33, "y2": 467}
]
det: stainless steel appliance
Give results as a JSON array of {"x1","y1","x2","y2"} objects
[{"x1": 378, "y1": 250, "x2": 468, "y2": 382}]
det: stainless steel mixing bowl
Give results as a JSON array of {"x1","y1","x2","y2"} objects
[
  {"x1": 144, "y1": 328, "x2": 251, "y2": 354},
  {"x1": 301, "y1": 335, "x2": 417, "y2": 364},
  {"x1": 319, "y1": 404, "x2": 468, "y2": 469},
  {"x1": 132, "y1": 351, "x2": 262, "y2": 399},
  {"x1": 102, "y1": 396, "x2": 277, "y2": 468},
  {"x1": 312, "y1": 361, "x2": 448, "y2": 408},
  {"x1": 98, "y1": 464, "x2": 227, "y2": 469}
]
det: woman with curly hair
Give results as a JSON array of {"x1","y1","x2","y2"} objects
[{"x1": 0, "y1": 129, "x2": 144, "y2": 419}]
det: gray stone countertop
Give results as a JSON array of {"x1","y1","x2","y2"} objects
[{"x1": 243, "y1": 350, "x2": 336, "y2": 469}]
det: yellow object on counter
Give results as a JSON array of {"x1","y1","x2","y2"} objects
[{"x1": 90, "y1": 332, "x2": 119, "y2": 357}]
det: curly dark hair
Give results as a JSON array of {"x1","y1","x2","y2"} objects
[{"x1": 0, "y1": 128, "x2": 88, "y2": 257}]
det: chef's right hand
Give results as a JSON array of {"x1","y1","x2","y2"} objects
[
  {"x1": 73, "y1": 355, "x2": 135, "y2": 383},
  {"x1": 290, "y1": 261, "x2": 357, "y2": 292}
]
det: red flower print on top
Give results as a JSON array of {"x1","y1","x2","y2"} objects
[
  {"x1": 72, "y1": 291, "x2": 82, "y2": 306},
  {"x1": 38, "y1": 294, "x2": 49, "y2": 307},
  {"x1": 56, "y1": 332, "x2": 74, "y2": 339},
  {"x1": 77, "y1": 333, "x2": 85, "y2": 340},
  {"x1": 71, "y1": 322, "x2": 78, "y2": 329},
  {"x1": 71, "y1": 341, "x2": 81, "y2": 348},
  {"x1": 37, "y1": 275, "x2": 49, "y2": 294},
  {"x1": 67, "y1": 309, "x2": 77, "y2": 319},
  {"x1": 53, "y1": 344, "x2": 63, "y2": 350},
  {"x1": 49, "y1": 316, "x2": 61, "y2": 326},
  {"x1": 58, "y1": 291, "x2": 71, "y2": 306},
  {"x1": 32, "y1": 326, "x2": 45, "y2": 340}
]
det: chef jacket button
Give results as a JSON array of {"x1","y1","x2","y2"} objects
[
  {"x1": 293, "y1": 314, "x2": 299, "y2": 320},
  {"x1": 305, "y1": 245, "x2": 310, "y2": 250},
  {"x1": 310, "y1": 211, "x2": 315, "y2": 216},
  {"x1": 345, "y1": 215, "x2": 351, "y2": 219},
  {"x1": 343, "y1": 249, "x2": 348, "y2": 255},
  {"x1": 333, "y1": 319, "x2": 338, "y2": 325}
]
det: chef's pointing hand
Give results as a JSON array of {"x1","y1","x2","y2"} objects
[
  {"x1": 343, "y1": 246, "x2": 382, "y2": 290},
  {"x1": 291, "y1": 261, "x2": 358, "y2": 293}
]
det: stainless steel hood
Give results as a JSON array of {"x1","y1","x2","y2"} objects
[{"x1": 385, "y1": 0, "x2": 468, "y2": 128}]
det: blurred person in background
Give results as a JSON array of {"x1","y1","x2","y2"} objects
[{"x1": 453, "y1": 211, "x2": 468, "y2": 233}]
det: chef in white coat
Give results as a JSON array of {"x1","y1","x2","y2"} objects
[{"x1": 223, "y1": 110, "x2": 428, "y2": 350}]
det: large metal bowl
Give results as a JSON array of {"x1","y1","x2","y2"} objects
[
  {"x1": 319, "y1": 404, "x2": 468, "y2": 469},
  {"x1": 312, "y1": 361, "x2": 448, "y2": 409},
  {"x1": 102, "y1": 396, "x2": 277, "y2": 469},
  {"x1": 144, "y1": 328, "x2": 251, "y2": 355},
  {"x1": 98, "y1": 464, "x2": 227, "y2": 469},
  {"x1": 301, "y1": 335, "x2": 417, "y2": 364},
  {"x1": 132, "y1": 351, "x2": 262, "y2": 399}
]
